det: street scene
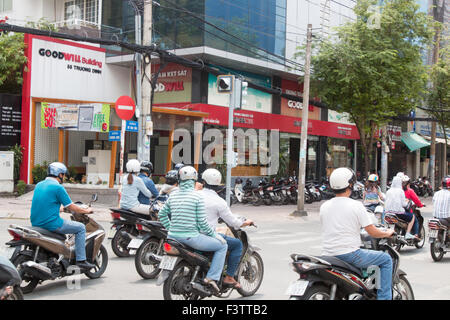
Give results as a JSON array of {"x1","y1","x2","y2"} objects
[{"x1": 0, "y1": 0, "x2": 449, "y2": 305}]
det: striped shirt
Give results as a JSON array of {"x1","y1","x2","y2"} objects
[
  {"x1": 158, "y1": 179, "x2": 216, "y2": 238},
  {"x1": 433, "y1": 189, "x2": 450, "y2": 219}
]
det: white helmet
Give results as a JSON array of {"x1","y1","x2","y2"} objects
[
  {"x1": 202, "y1": 168, "x2": 222, "y2": 186},
  {"x1": 126, "y1": 159, "x2": 141, "y2": 173},
  {"x1": 329, "y1": 167, "x2": 356, "y2": 192},
  {"x1": 179, "y1": 165, "x2": 198, "y2": 181},
  {"x1": 402, "y1": 174, "x2": 410, "y2": 183},
  {"x1": 396, "y1": 172, "x2": 405, "y2": 179}
]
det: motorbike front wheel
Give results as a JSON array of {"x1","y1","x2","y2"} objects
[
  {"x1": 236, "y1": 252, "x2": 264, "y2": 297},
  {"x1": 163, "y1": 261, "x2": 199, "y2": 300},
  {"x1": 85, "y1": 245, "x2": 108, "y2": 279},
  {"x1": 393, "y1": 275, "x2": 414, "y2": 300},
  {"x1": 135, "y1": 238, "x2": 161, "y2": 279},
  {"x1": 415, "y1": 225, "x2": 426, "y2": 249}
]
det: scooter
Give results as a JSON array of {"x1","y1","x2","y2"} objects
[
  {"x1": 428, "y1": 218, "x2": 450, "y2": 262},
  {"x1": 0, "y1": 255, "x2": 23, "y2": 300},
  {"x1": 5, "y1": 194, "x2": 108, "y2": 294}
]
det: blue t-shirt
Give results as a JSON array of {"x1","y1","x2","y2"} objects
[
  {"x1": 138, "y1": 173, "x2": 159, "y2": 205},
  {"x1": 30, "y1": 178, "x2": 73, "y2": 231}
]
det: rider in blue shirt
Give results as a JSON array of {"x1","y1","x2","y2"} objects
[
  {"x1": 30, "y1": 162, "x2": 95, "y2": 271},
  {"x1": 137, "y1": 161, "x2": 159, "y2": 205}
]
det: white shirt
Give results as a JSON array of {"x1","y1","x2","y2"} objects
[
  {"x1": 433, "y1": 189, "x2": 450, "y2": 219},
  {"x1": 200, "y1": 188, "x2": 243, "y2": 231},
  {"x1": 320, "y1": 197, "x2": 372, "y2": 256}
]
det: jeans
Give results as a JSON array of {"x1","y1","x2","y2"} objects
[
  {"x1": 220, "y1": 234, "x2": 243, "y2": 277},
  {"x1": 336, "y1": 249, "x2": 393, "y2": 300},
  {"x1": 54, "y1": 220, "x2": 86, "y2": 262},
  {"x1": 170, "y1": 234, "x2": 228, "y2": 281}
]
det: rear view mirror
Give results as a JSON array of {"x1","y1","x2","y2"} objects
[{"x1": 92, "y1": 193, "x2": 98, "y2": 202}]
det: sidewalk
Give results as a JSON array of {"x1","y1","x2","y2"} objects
[{"x1": 0, "y1": 190, "x2": 434, "y2": 223}]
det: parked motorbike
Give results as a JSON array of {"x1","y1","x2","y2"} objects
[
  {"x1": 286, "y1": 230, "x2": 414, "y2": 300},
  {"x1": 6, "y1": 194, "x2": 108, "y2": 294},
  {"x1": 234, "y1": 179, "x2": 255, "y2": 204},
  {"x1": 0, "y1": 255, "x2": 23, "y2": 300},
  {"x1": 156, "y1": 218, "x2": 263, "y2": 300},
  {"x1": 109, "y1": 195, "x2": 164, "y2": 257},
  {"x1": 428, "y1": 218, "x2": 450, "y2": 262},
  {"x1": 306, "y1": 181, "x2": 322, "y2": 202},
  {"x1": 384, "y1": 202, "x2": 426, "y2": 252}
]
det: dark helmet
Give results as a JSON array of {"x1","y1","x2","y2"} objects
[
  {"x1": 235, "y1": 178, "x2": 243, "y2": 184},
  {"x1": 443, "y1": 176, "x2": 450, "y2": 189},
  {"x1": 174, "y1": 163, "x2": 185, "y2": 171},
  {"x1": 140, "y1": 161, "x2": 153, "y2": 174},
  {"x1": 165, "y1": 170, "x2": 179, "y2": 185}
]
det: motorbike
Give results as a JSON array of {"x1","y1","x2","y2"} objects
[
  {"x1": 5, "y1": 194, "x2": 108, "y2": 294},
  {"x1": 128, "y1": 218, "x2": 168, "y2": 279},
  {"x1": 350, "y1": 180, "x2": 365, "y2": 200},
  {"x1": 318, "y1": 177, "x2": 335, "y2": 200},
  {"x1": 428, "y1": 218, "x2": 450, "y2": 262},
  {"x1": 421, "y1": 177, "x2": 434, "y2": 198},
  {"x1": 384, "y1": 202, "x2": 426, "y2": 252},
  {"x1": 286, "y1": 229, "x2": 414, "y2": 300},
  {"x1": 109, "y1": 195, "x2": 165, "y2": 257},
  {"x1": 306, "y1": 181, "x2": 322, "y2": 202},
  {"x1": 252, "y1": 179, "x2": 273, "y2": 206},
  {"x1": 234, "y1": 179, "x2": 255, "y2": 204},
  {"x1": 156, "y1": 218, "x2": 263, "y2": 300},
  {"x1": 0, "y1": 255, "x2": 23, "y2": 300}
]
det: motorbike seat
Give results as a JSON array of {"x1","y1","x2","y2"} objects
[
  {"x1": 110, "y1": 208, "x2": 151, "y2": 221},
  {"x1": 30, "y1": 227, "x2": 66, "y2": 241},
  {"x1": 318, "y1": 256, "x2": 363, "y2": 277}
]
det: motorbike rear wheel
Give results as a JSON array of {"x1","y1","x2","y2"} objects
[
  {"x1": 5, "y1": 286, "x2": 24, "y2": 300},
  {"x1": 430, "y1": 236, "x2": 445, "y2": 262},
  {"x1": 301, "y1": 284, "x2": 331, "y2": 300},
  {"x1": 163, "y1": 261, "x2": 199, "y2": 300},
  {"x1": 11, "y1": 254, "x2": 39, "y2": 294},
  {"x1": 111, "y1": 226, "x2": 132, "y2": 257},
  {"x1": 135, "y1": 238, "x2": 161, "y2": 279},
  {"x1": 414, "y1": 225, "x2": 426, "y2": 249},
  {"x1": 236, "y1": 252, "x2": 264, "y2": 297}
]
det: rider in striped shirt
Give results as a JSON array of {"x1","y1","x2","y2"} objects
[{"x1": 433, "y1": 176, "x2": 450, "y2": 225}]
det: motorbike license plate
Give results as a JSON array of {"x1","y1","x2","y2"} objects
[
  {"x1": 428, "y1": 229, "x2": 438, "y2": 238},
  {"x1": 0, "y1": 246, "x2": 16, "y2": 260},
  {"x1": 107, "y1": 226, "x2": 117, "y2": 239},
  {"x1": 286, "y1": 280, "x2": 309, "y2": 296},
  {"x1": 259, "y1": 190, "x2": 264, "y2": 196},
  {"x1": 159, "y1": 255, "x2": 178, "y2": 271},
  {"x1": 127, "y1": 238, "x2": 144, "y2": 250}
]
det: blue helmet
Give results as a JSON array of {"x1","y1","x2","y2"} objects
[
  {"x1": 47, "y1": 162, "x2": 68, "y2": 177},
  {"x1": 174, "y1": 163, "x2": 185, "y2": 171}
]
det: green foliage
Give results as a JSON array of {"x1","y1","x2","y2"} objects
[
  {"x1": 32, "y1": 161, "x2": 48, "y2": 184},
  {"x1": 8, "y1": 144, "x2": 23, "y2": 183},
  {"x1": 16, "y1": 180, "x2": 26, "y2": 196},
  {"x1": 295, "y1": 0, "x2": 436, "y2": 174}
]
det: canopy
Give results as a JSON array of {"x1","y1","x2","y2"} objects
[
  {"x1": 401, "y1": 132, "x2": 431, "y2": 152},
  {"x1": 420, "y1": 135, "x2": 450, "y2": 146}
]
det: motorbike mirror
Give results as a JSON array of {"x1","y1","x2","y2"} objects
[{"x1": 92, "y1": 193, "x2": 98, "y2": 202}]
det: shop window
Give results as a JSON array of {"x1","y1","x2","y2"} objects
[
  {"x1": 0, "y1": 0, "x2": 12, "y2": 12},
  {"x1": 64, "y1": 0, "x2": 99, "y2": 25},
  {"x1": 326, "y1": 138, "x2": 354, "y2": 176}
]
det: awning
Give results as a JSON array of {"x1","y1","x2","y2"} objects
[
  {"x1": 401, "y1": 132, "x2": 431, "y2": 152},
  {"x1": 420, "y1": 134, "x2": 450, "y2": 146}
]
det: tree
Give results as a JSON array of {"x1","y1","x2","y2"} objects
[
  {"x1": 0, "y1": 18, "x2": 57, "y2": 94},
  {"x1": 297, "y1": 0, "x2": 435, "y2": 176}
]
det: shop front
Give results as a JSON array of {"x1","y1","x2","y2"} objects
[{"x1": 20, "y1": 34, "x2": 131, "y2": 186}]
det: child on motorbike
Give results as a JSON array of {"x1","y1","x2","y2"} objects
[{"x1": 363, "y1": 174, "x2": 385, "y2": 211}]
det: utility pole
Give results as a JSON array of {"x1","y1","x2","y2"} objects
[
  {"x1": 293, "y1": 24, "x2": 312, "y2": 217},
  {"x1": 380, "y1": 125, "x2": 388, "y2": 193},
  {"x1": 142, "y1": 1, "x2": 153, "y2": 162}
]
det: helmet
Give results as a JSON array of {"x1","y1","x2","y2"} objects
[
  {"x1": 126, "y1": 159, "x2": 141, "y2": 173},
  {"x1": 202, "y1": 168, "x2": 222, "y2": 186},
  {"x1": 368, "y1": 174, "x2": 379, "y2": 182},
  {"x1": 140, "y1": 161, "x2": 153, "y2": 174},
  {"x1": 396, "y1": 172, "x2": 405, "y2": 180},
  {"x1": 401, "y1": 175, "x2": 410, "y2": 183},
  {"x1": 47, "y1": 162, "x2": 68, "y2": 177},
  {"x1": 329, "y1": 167, "x2": 356, "y2": 192},
  {"x1": 235, "y1": 178, "x2": 243, "y2": 184},
  {"x1": 442, "y1": 176, "x2": 450, "y2": 189},
  {"x1": 178, "y1": 166, "x2": 198, "y2": 181},
  {"x1": 174, "y1": 163, "x2": 185, "y2": 171},
  {"x1": 165, "y1": 170, "x2": 179, "y2": 185}
]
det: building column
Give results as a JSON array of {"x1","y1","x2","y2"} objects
[{"x1": 58, "y1": 129, "x2": 64, "y2": 163}]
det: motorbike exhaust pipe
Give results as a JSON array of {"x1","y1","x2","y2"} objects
[
  {"x1": 191, "y1": 282, "x2": 211, "y2": 296},
  {"x1": 145, "y1": 253, "x2": 162, "y2": 264},
  {"x1": 21, "y1": 261, "x2": 54, "y2": 280}
]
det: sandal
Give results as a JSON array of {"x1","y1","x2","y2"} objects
[{"x1": 223, "y1": 277, "x2": 242, "y2": 289}]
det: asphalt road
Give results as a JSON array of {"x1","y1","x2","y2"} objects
[{"x1": 0, "y1": 198, "x2": 448, "y2": 300}]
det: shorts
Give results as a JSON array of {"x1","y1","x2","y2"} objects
[{"x1": 395, "y1": 212, "x2": 414, "y2": 223}]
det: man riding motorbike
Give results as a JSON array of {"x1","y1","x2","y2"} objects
[
  {"x1": 160, "y1": 170, "x2": 179, "y2": 196},
  {"x1": 433, "y1": 176, "x2": 450, "y2": 226},
  {"x1": 30, "y1": 162, "x2": 95, "y2": 270},
  {"x1": 200, "y1": 168, "x2": 254, "y2": 289},
  {"x1": 138, "y1": 161, "x2": 159, "y2": 205},
  {"x1": 158, "y1": 166, "x2": 228, "y2": 293},
  {"x1": 320, "y1": 167, "x2": 394, "y2": 300}
]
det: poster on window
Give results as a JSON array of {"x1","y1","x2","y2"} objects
[{"x1": 41, "y1": 102, "x2": 110, "y2": 132}]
